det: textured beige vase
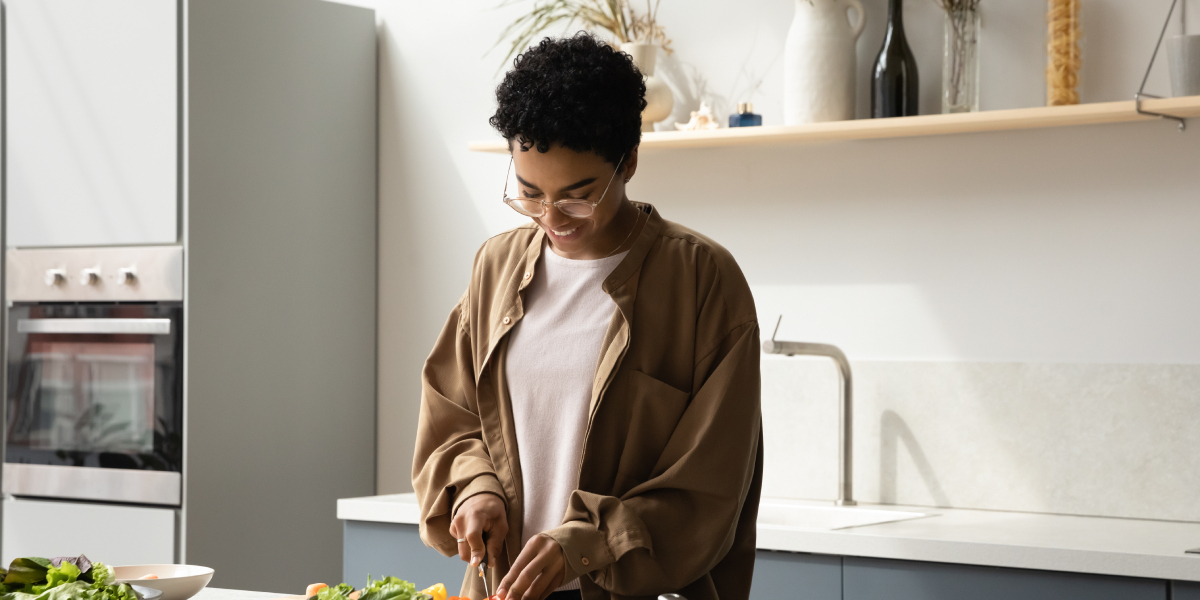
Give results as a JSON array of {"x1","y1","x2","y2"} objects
[
  {"x1": 621, "y1": 42, "x2": 675, "y2": 132},
  {"x1": 784, "y1": 0, "x2": 866, "y2": 124}
]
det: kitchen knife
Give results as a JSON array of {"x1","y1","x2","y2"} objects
[{"x1": 480, "y1": 531, "x2": 491, "y2": 599}]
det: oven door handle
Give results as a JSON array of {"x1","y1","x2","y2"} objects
[{"x1": 17, "y1": 318, "x2": 172, "y2": 335}]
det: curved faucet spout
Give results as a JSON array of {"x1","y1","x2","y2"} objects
[{"x1": 762, "y1": 317, "x2": 856, "y2": 506}]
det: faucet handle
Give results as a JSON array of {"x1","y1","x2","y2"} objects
[{"x1": 771, "y1": 315, "x2": 783, "y2": 342}]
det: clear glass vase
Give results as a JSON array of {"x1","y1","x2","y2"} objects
[{"x1": 942, "y1": 7, "x2": 980, "y2": 114}]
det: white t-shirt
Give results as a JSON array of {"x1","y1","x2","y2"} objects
[{"x1": 505, "y1": 244, "x2": 628, "y2": 590}]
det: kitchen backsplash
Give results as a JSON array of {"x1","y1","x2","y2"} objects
[{"x1": 760, "y1": 356, "x2": 1200, "y2": 522}]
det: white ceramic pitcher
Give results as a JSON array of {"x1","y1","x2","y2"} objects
[{"x1": 784, "y1": 0, "x2": 866, "y2": 125}]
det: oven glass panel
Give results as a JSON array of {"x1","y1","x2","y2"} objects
[{"x1": 6, "y1": 303, "x2": 182, "y2": 472}]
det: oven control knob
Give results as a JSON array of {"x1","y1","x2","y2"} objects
[
  {"x1": 118, "y1": 267, "x2": 138, "y2": 285},
  {"x1": 80, "y1": 268, "x2": 102, "y2": 286},
  {"x1": 44, "y1": 269, "x2": 67, "y2": 287}
]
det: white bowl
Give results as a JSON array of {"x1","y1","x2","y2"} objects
[{"x1": 113, "y1": 564, "x2": 215, "y2": 600}]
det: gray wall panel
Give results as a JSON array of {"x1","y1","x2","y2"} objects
[
  {"x1": 185, "y1": 0, "x2": 377, "y2": 593},
  {"x1": 843, "y1": 557, "x2": 1166, "y2": 600},
  {"x1": 750, "y1": 550, "x2": 841, "y2": 600},
  {"x1": 343, "y1": 521, "x2": 468, "y2": 593}
]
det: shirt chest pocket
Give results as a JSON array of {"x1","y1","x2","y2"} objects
[{"x1": 608, "y1": 369, "x2": 690, "y2": 495}]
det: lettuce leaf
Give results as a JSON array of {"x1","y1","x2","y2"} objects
[
  {"x1": 46, "y1": 560, "x2": 90, "y2": 580},
  {"x1": 315, "y1": 583, "x2": 355, "y2": 600},
  {"x1": 4, "y1": 559, "x2": 51, "y2": 586},
  {"x1": 86, "y1": 565, "x2": 112, "y2": 589},
  {"x1": 31, "y1": 562, "x2": 80, "y2": 594},
  {"x1": 356, "y1": 576, "x2": 429, "y2": 600}
]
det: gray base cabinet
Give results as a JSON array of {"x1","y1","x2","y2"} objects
[
  {"x1": 1175, "y1": 581, "x2": 1200, "y2": 600},
  {"x1": 343, "y1": 522, "x2": 466, "y2": 591},
  {"x1": 344, "y1": 521, "x2": 1191, "y2": 600},
  {"x1": 842, "y1": 557, "x2": 1165, "y2": 600},
  {"x1": 750, "y1": 551, "x2": 841, "y2": 600}
]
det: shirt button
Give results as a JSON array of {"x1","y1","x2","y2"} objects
[
  {"x1": 523, "y1": 272, "x2": 531, "y2": 280},
  {"x1": 581, "y1": 557, "x2": 589, "y2": 566},
  {"x1": 502, "y1": 317, "x2": 511, "y2": 325}
]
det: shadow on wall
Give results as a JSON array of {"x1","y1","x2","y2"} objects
[{"x1": 879, "y1": 409, "x2": 951, "y2": 507}]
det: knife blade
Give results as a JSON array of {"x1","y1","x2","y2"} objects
[{"x1": 479, "y1": 531, "x2": 491, "y2": 599}]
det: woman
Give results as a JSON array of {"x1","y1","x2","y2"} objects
[{"x1": 413, "y1": 33, "x2": 762, "y2": 600}]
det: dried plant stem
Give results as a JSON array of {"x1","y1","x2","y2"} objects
[
  {"x1": 945, "y1": 7, "x2": 976, "y2": 106},
  {"x1": 492, "y1": 0, "x2": 672, "y2": 72}
]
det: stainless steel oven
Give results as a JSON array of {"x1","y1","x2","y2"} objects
[{"x1": 4, "y1": 246, "x2": 183, "y2": 506}]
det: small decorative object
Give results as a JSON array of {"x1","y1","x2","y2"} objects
[
  {"x1": 674, "y1": 102, "x2": 721, "y2": 131},
  {"x1": 1167, "y1": 34, "x2": 1200, "y2": 97},
  {"x1": 784, "y1": 0, "x2": 867, "y2": 125},
  {"x1": 729, "y1": 102, "x2": 763, "y2": 127},
  {"x1": 872, "y1": 0, "x2": 919, "y2": 117},
  {"x1": 1046, "y1": 0, "x2": 1081, "y2": 106},
  {"x1": 621, "y1": 42, "x2": 675, "y2": 131},
  {"x1": 938, "y1": 0, "x2": 981, "y2": 113}
]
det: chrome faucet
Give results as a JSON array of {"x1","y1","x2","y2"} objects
[{"x1": 761, "y1": 316, "x2": 856, "y2": 506}]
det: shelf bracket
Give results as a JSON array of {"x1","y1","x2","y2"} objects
[{"x1": 1136, "y1": 0, "x2": 1188, "y2": 132}]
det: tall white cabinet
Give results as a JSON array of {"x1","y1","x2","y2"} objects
[
  {"x1": 3, "y1": 0, "x2": 378, "y2": 592},
  {"x1": 6, "y1": 0, "x2": 178, "y2": 247}
]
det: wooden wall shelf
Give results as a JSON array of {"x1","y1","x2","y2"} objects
[{"x1": 467, "y1": 95, "x2": 1200, "y2": 154}]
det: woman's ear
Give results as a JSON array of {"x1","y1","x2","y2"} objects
[{"x1": 623, "y1": 146, "x2": 640, "y2": 182}]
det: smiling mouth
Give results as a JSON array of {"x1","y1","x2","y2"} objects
[{"x1": 551, "y1": 227, "x2": 578, "y2": 237}]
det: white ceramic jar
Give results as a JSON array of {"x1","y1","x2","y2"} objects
[
  {"x1": 784, "y1": 0, "x2": 867, "y2": 125},
  {"x1": 621, "y1": 42, "x2": 675, "y2": 132}
]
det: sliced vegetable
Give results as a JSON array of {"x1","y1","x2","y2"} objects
[
  {"x1": 419, "y1": 584, "x2": 446, "y2": 600},
  {"x1": 306, "y1": 584, "x2": 329, "y2": 598}
]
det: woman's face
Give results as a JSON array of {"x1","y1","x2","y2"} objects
[{"x1": 511, "y1": 142, "x2": 638, "y2": 260}]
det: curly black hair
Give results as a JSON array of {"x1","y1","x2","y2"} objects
[{"x1": 490, "y1": 32, "x2": 647, "y2": 167}]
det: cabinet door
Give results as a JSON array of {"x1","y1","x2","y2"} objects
[
  {"x1": 843, "y1": 557, "x2": 1166, "y2": 600},
  {"x1": 343, "y1": 522, "x2": 467, "y2": 592},
  {"x1": 5, "y1": 0, "x2": 177, "y2": 247},
  {"x1": 751, "y1": 550, "x2": 842, "y2": 600},
  {"x1": 2, "y1": 497, "x2": 175, "y2": 565}
]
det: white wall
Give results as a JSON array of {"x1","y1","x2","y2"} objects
[{"x1": 348, "y1": 0, "x2": 1200, "y2": 518}]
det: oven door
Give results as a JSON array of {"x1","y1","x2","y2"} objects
[{"x1": 4, "y1": 303, "x2": 182, "y2": 506}]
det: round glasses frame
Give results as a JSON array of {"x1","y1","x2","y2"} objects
[{"x1": 502, "y1": 153, "x2": 625, "y2": 218}]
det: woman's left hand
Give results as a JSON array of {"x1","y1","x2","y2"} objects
[{"x1": 496, "y1": 534, "x2": 566, "y2": 600}]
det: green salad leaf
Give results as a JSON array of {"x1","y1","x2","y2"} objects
[
  {"x1": 86, "y1": 565, "x2": 112, "y2": 589},
  {"x1": 31, "y1": 562, "x2": 80, "y2": 594},
  {"x1": 4, "y1": 558, "x2": 52, "y2": 586},
  {"x1": 0, "y1": 558, "x2": 138, "y2": 600},
  {"x1": 357, "y1": 576, "x2": 429, "y2": 600},
  {"x1": 315, "y1": 583, "x2": 355, "y2": 600}
]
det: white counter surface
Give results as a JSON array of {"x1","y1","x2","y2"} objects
[
  {"x1": 194, "y1": 588, "x2": 287, "y2": 600},
  {"x1": 338, "y1": 494, "x2": 1200, "y2": 583}
]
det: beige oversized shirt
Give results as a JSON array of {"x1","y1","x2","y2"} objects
[{"x1": 413, "y1": 203, "x2": 763, "y2": 600}]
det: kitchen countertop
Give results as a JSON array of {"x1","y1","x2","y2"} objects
[
  {"x1": 338, "y1": 493, "x2": 1200, "y2": 582},
  {"x1": 193, "y1": 588, "x2": 287, "y2": 600}
]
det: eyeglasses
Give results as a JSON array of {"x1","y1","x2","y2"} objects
[{"x1": 502, "y1": 153, "x2": 625, "y2": 218}]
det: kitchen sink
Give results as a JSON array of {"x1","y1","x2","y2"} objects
[{"x1": 757, "y1": 500, "x2": 928, "y2": 531}]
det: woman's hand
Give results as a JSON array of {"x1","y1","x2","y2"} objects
[
  {"x1": 449, "y1": 493, "x2": 508, "y2": 568},
  {"x1": 496, "y1": 534, "x2": 566, "y2": 600}
]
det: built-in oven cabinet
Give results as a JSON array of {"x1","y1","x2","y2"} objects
[
  {"x1": 4, "y1": 0, "x2": 178, "y2": 247},
  {"x1": 1, "y1": 497, "x2": 175, "y2": 566}
]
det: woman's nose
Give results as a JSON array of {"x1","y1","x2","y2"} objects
[{"x1": 541, "y1": 205, "x2": 573, "y2": 227}]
